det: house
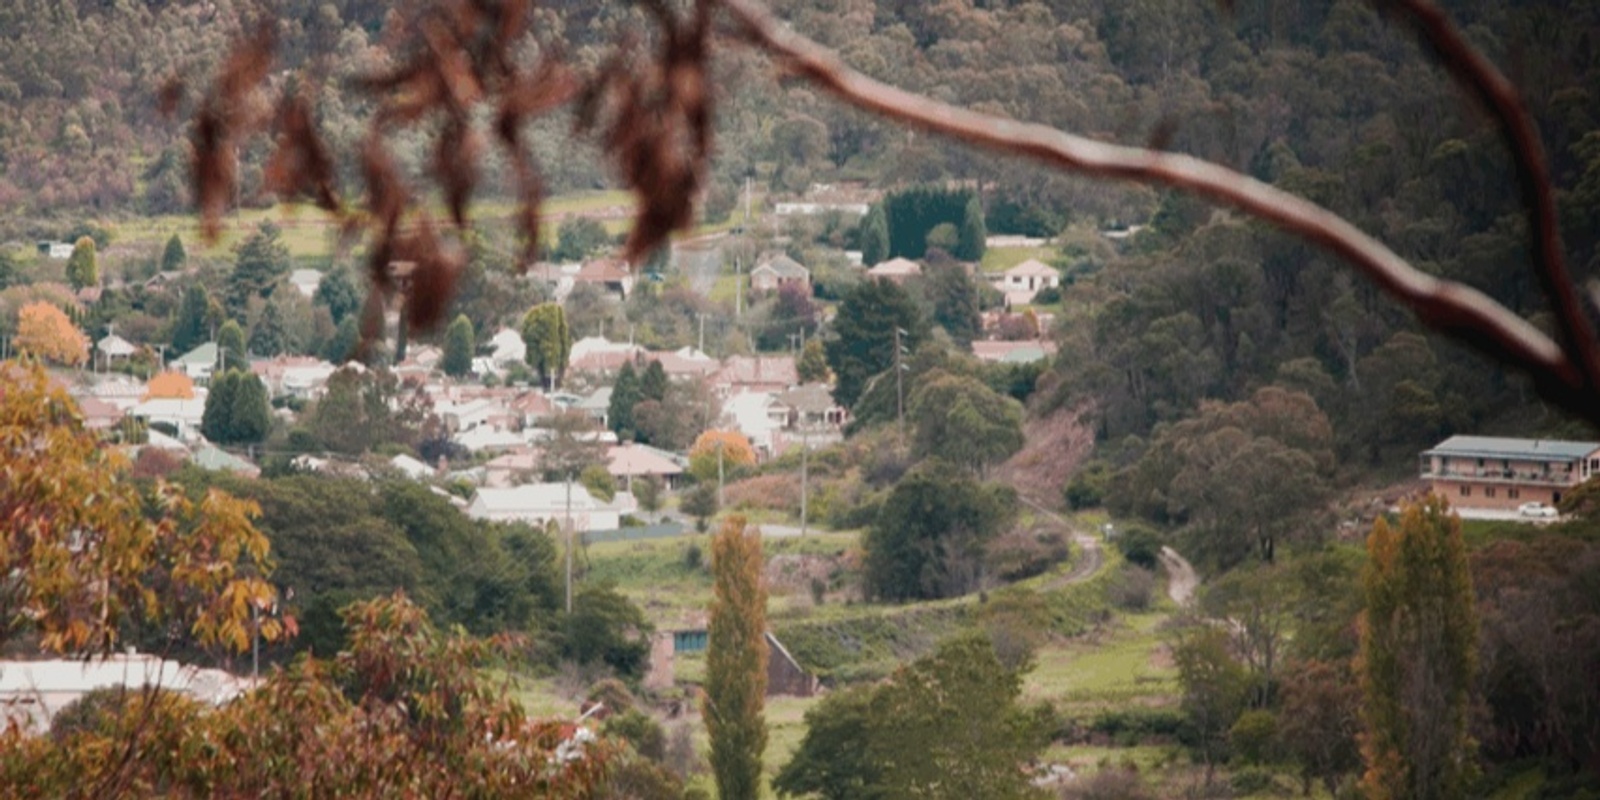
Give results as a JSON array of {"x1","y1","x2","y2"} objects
[
  {"x1": 866, "y1": 256, "x2": 921, "y2": 285},
  {"x1": 288, "y1": 269, "x2": 324, "y2": 298},
  {"x1": 573, "y1": 258, "x2": 634, "y2": 300},
  {"x1": 129, "y1": 394, "x2": 208, "y2": 441},
  {"x1": 722, "y1": 392, "x2": 784, "y2": 458},
  {"x1": 772, "y1": 383, "x2": 847, "y2": 431},
  {"x1": 711, "y1": 355, "x2": 798, "y2": 397},
  {"x1": 249, "y1": 356, "x2": 337, "y2": 401},
  {"x1": 568, "y1": 337, "x2": 644, "y2": 377},
  {"x1": 999, "y1": 259, "x2": 1060, "y2": 306},
  {"x1": 575, "y1": 387, "x2": 613, "y2": 428},
  {"x1": 38, "y1": 241, "x2": 75, "y2": 260},
  {"x1": 647, "y1": 348, "x2": 719, "y2": 380},
  {"x1": 1419, "y1": 435, "x2": 1600, "y2": 511},
  {"x1": 75, "y1": 396, "x2": 124, "y2": 431},
  {"x1": 489, "y1": 327, "x2": 527, "y2": 366},
  {"x1": 749, "y1": 254, "x2": 810, "y2": 293},
  {"x1": 1, "y1": 652, "x2": 257, "y2": 736},
  {"x1": 192, "y1": 445, "x2": 261, "y2": 478},
  {"x1": 466, "y1": 483, "x2": 623, "y2": 532},
  {"x1": 173, "y1": 342, "x2": 220, "y2": 383},
  {"x1": 606, "y1": 442, "x2": 686, "y2": 490}
]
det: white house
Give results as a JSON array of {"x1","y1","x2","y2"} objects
[
  {"x1": 173, "y1": 342, "x2": 219, "y2": 383},
  {"x1": 466, "y1": 483, "x2": 621, "y2": 532},
  {"x1": 288, "y1": 269, "x2": 324, "y2": 299},
  {"x1": 489, "y1": 327, "x2": 527, "y2": 366},
  {"x1": 866, "y1": 257, "x2": 921, "y2": 285},
  {"x1": 1, "y1": 652, "x2": 257, "y2": 736},
  {"x1": 723, "y1": 391, "x2": 784, "y2": 458},
  {"x1": 999, "y1": 259, "x2": 1060, "y2": 305},
  {"x1": 129, "y1": 393, "x2": 209, "y2": 442}
]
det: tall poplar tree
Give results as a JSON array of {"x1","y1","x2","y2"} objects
[
  {"x1": 442, "y1": 314, "x2": 474, "y2": 377},
  {"x1": 65, "y1": 236, "x2": 98, "y2": 289},
  {"x1": 521, "y1": 302, "x2": 571, "y2": 389},
  {"x1": 704, "y1": 515, "x2": 768, "y2": 800},
  {"x1": 1357, "y1": 494, "x2": 1479, "y2": 800}
]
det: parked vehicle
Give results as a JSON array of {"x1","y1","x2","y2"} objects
[{"x1": 1518, "y1": 502, "x2": 1558, "y2": 518}]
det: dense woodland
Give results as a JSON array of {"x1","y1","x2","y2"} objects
[{"x1": 5, "y1": 0, "x2": 1600, "y2": 797}]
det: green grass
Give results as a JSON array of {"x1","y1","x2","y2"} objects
[
  {"x1": 980, "y1": 245, "x2": 1059, "y2": 273},
  {"x1": 1024, "y1": 611, "x2": 1177, "y2": 713}
]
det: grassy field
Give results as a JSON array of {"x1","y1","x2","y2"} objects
[{"x1": 1024, "y1": 611, "x2": 1177, "y2": 714}]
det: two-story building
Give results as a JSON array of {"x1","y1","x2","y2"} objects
[{"x1": 1419, "y1": 435, "x2": 1600, "y2": 511}]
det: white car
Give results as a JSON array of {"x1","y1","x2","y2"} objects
[{"x1": 1518, "y1": 502, "x2": 1558, "y2": 519}]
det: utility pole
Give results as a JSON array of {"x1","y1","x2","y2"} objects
[
  {"x1": 743, "y1": 175, "x2": 752, "y2": 229},
  {"x1": 735, "y1": 256, "x2": 742, "y2": 318},
  {"x1": 698, "y1": 314, "x2": 706, "y2": 354},
  {"x1": 564, "y1": 472, "x2": 574, "y2": 614}
]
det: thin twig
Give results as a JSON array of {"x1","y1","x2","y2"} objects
[
  {"x1": 719, "y1": 0, "x2": 1599, "y2": 425},
  {"x1": 1383, "y1": 0, "x2": 1600, "y2": 408}
]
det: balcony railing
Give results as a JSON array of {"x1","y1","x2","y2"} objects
[{"x1": 1420, "y1": 467, "x2": 1580, "y2": 486}]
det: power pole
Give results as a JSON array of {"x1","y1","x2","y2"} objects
[
  {"x1": 564, "y1": 473, "x2": 574, "y2": 614},
  {"x1": 735, "y1": 256, "x2": 742, "y2": 319},
  {"x1": 698, "y1": 314, "x2": 706, "y2": 354},
  {"x1": 743, "y1": 175, "x2": 752, "y2": 229}
]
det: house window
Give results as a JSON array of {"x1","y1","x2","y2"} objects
[
  {"x1": 1508, "y1": 488, "x2": 1520, "y2": 500},
  {"x1": 1459, "y1": 486, "x2": 1471, "y2": 497},
  {"x1": 1485, "y1": 487, "x2": 1496, "y2": 498}
]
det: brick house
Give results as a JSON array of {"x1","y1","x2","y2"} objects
[
  {"x1": 1419, "y1": 435, "x2": 1600, "y2": 510},
  {"x1": 749, "y1": 253, "x2": 811, "y2": 293}
]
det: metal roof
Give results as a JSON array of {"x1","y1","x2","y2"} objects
[{"x1": 1422, "y1": 435, "x2": 1600, "y2": 461}]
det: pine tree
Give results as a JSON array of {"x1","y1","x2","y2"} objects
[
  {"x1": 797, "y1": 338, "x2": 829, "y2": 384},
  {"x1": 172, "y1": 286, "x2": 210, "y2": 355},
  {"x1": 639, "y1": 359, "x2": 668, "y2": 403},
  {"x1": 955, "y1": 194, "x2": 987, "y2": 261},
  {"x1": 248, "y1": 296, "x2": 291, "y2": 356},
  {"x1": 65, "y1": 236, "x2": 98, "y2": 290},
  {"x1": 201, "y1": 370, "x2": 239, "y2": 443},
  {"x1": 1357, "y1": 494, "x2": 1479, "y2": 800},
  {"x1": 860, "y1": 204, "x2": 889, "y2": 267},
  {"x1": 442, "y1": 314, "x2": 475, "y2": 377},
  {"x1": 217, "y1": 319, "x2": 247, "y2": 370},
  {"x1": 704, "y1": 515, "x2": 768, "y2": 800},
  {"x1": 608, "y1": 361, "x2": 642, "y2": 439},
  {"x1": 824, "y1": 278, "x2": 926, "y2": 408},
  {"x1": 226, "y1": 223, "x2": 290, "y2": 316},
  {"x1": 160, "y1": 233, "x2": 187, "y2": 273}
]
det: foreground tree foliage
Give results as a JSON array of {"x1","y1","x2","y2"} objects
[
  {"x1": 0, "y1": 362, "x2": 276, "y2": 655},
  {"x1": 0, "y1": 594, "x2": 612, "y2": 797},
  {"x1": 1358, "y1": 494, "x2": 1480, "y2": 800}
]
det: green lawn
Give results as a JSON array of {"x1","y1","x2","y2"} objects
[{"x1": 1024, "y1": 611, "x2": 1177, "y2": 713}]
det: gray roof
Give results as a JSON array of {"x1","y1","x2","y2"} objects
[
  {"x1": 1423, "y1": 435, "x2": 1600, "y2": 462},
  {"x1": 753, "y1": 253, "x2": 809, "y2": 279}
]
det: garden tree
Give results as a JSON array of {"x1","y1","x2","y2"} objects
[
  {"x1": 755, "y1": 281, "x2": 818, "y2": 352},
  {"x1": 925, "y1": 222, "x2": 958, "y2": 254},
  {"x1": 919, "y1": 261, "x2": 982, "y2": 348},
  {"x1": 0, "y1": 363, "x2": 279, "y2": 658},
  {"x1": 824, "y1": 277, "x2": 927, "y2": 408},
  {"x1": 539, "y1": 408, "x2": 608, "y2": 482},
  {"x1": 863, "y1": 460, "x2": 1017, "y2": 601},
  {"x1": 681, "y1": 483, "x2": 719, "y2": 533},
  {"x1": 608, "y1": 360, "x2": 642, "y2": 439},
  {"x1": 14, "y1": 301, "x2": 88, "y2": 365},
  {"x1": 216, "y1": 318, "x2": 246, "y2": 368},
  {"x1": 552, "y1": 216, "x2": 612, "y2": 262},
  {"x1": 160, "y1": 233, "x2": 187, "y2": 273},
  {"x1": 858, "y1": 203, "x2": 889, "y2": 267},
  {"x1": 200, "y1": 369, "x2": 270, "y2": 445},
  {"x1": 797, "y1": 337, "x2": 829, "y2": 383},
  {"x1": 562, "y1": 583, "x2": 653, "y2": 678},
  {"x1": 1199, "y1": 564, "x2": 1296, "y2": 707},
  {"x1": 225, "y1": 222, "x2": 290, "y2": 316},
  {"x1": 633, "y1": 377, "x2": 720, "y2": 451},
  {"x1": 1173, "y1": 624, "x2": 1251, "y2": 786},
  {"x1": 1358, "y1": 495, "x2": 1480, "y2": 800},
  {"x1": 688, "y1": 429, "x2": 757, "y2": 484},
  {"x1": 65, "y1": 235, "x2": 98, "y2": 289},
  {"x1": 704, "y1": 515, "x2": 769, "y2": 800},
  {"x1": 1279, "y1": 659, "x2": 1362, "y2": 797},
  {"x1": 1, "y1": 593, "x2": 611, "y2": 796},
  {"x1": 312, "y1": 266, "x2": 361, "y2": 325},
  {"x1": 775, "y1": 633, "x2": 1047, "y2": 800},
  {"x1": 441, "y1": 313, "x2": 474, "y2": 377},
  {"x1": 955, "y1": 194, "x2": 986, "y2": 261},
  {"x1": 906, "y1": 369, "x2": 1024, "y2": 474},
  {"x1": 306, "y1": 367, "x2": 427, "y2": 455},
  {"x1": 170, "y1": 286, "x2": 210, "y2": 354},
  {"x1": 521, "y1": 302, "x2": 571, "y2": 389},
  {"x1": 323, "y1": 315, "x2": 360, "y2": 363},
  {"x1": 579, "y1": 463, "x2": 616, "y2": 503},
  {"x1": 247, "y1": 295, "x2": 293, "y2": 356},
  {"x1": 635, "y1": 475, "x2": 664, "y2": 517}
]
